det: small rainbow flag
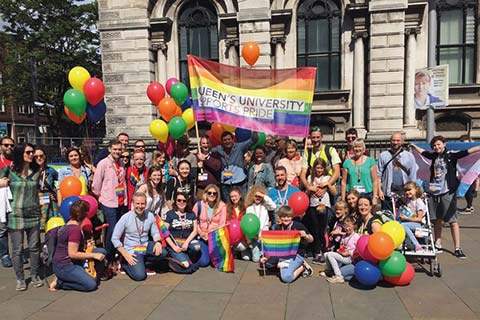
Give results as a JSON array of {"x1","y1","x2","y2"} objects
[
  {"x1": 174, "y1": 238, "x2": 187, "y2": 246},
  {"x1": 208, "y1": 225, "x2": 234, "y2": 272},
  {"x1": 133, "y1": 246, "x2": 147, "y2": 255},
  {"x1": 155, "y1": 215, "x2": 170, "y2": 247},
  {"x1": 260, "y1": 230, "x2": 301, "y2": 257},
  {"x1": 188, "y1": 55, "x2": 316, "y2": 138},
  {"x1": 130, "y1": 170, "x2": 141, "y2": 186}
]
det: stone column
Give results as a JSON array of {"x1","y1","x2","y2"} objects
[
  {"x1": 403, "y1": 29, "x2": 418, "y2": 127},
  {"x1": 154, "y1": 44, "x2": 168, "y2": 85},
  {"x1": 353, "y1": 32, "x2": 366, "y2": 129},
  {"x1": 272, "y1": 36, "x2": 286, "y2": 69}
]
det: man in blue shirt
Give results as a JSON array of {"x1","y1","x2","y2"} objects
[
  {"x1": 112, "y1": 192, "x2": 166, "y2": 281},
  {"x1": 268, "y1": 166, "x2": 300, "y2": 222},
  {"x1": 212, "y1": 131, "x2": 258, "y2": 202}
]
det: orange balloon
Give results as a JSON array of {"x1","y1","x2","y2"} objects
[
  {"x1": 64, "y1": 106, "x2": 86, "y2": 125},
  {"x1": 175, "y1": 106, "x2": 182, "y2": 117},
  {"x1": 367, "y1": 232, "x2": 395, "y2": 260},
  {"x1": 157, "y1": 98, "x2": 178, "y2": 122},
  {"x1": 211, "y1": 123, "x2": 225, "y2": 141},
  {"x1": 242, "y1": 41, "x2": 260, "y2": 66},
  {"x1": 60, "y1": 176, "x2": 83, "y2": 198}
]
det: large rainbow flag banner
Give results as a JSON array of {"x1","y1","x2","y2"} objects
[
  {"x1": 188, "y1": 55, "x2": 316, "y2": 138},
  {"x1": 208, "y1": 225, "x2": 234, "y2": 272},
  {"x1": 260, "y1": 230, "x2": 301, "y2": 257}
]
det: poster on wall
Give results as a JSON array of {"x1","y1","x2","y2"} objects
[{"x1": 414, "y1": 65, "x2": 449, "y2": 110}]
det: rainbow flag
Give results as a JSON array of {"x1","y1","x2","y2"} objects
[
  {"x1": 155, "y1": 215, "x2": 170, "y2": 247},
  {"x1": 208, "y1": 225, "x2": 234, "y2": 272},
  {"x1": 260, "y1": 230, "x2": 301, "y2": 257},
  {"x1": 133, "y1": 246, "x2": 147, "y2": 255},
  {"x1": 188, "y1": 55, "x2": 316, "y2": 138},
  {"x1": 129, "y1": 171, "x2": 141, "y2": 186}
]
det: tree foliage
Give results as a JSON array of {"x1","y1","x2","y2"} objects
[{"x1": 0, "y1": 0, "x2": 101, "y2": 136}]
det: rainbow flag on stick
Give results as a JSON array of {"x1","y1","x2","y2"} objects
[
  {"x1": 155, "y1": 215, "x2": 170, "y2": 247},
  {"x1": 188, "y1": 55, "x2": 316, "y2": 138},
  {"x1": 260, "y1": 230, "x2": 301, "y2": 257},
  {"x1": 208, "y1": 225, "x2": 234, "y2": 272}
]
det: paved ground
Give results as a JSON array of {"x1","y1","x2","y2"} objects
[{"x1": 1, "y1": 197, "x2": 479, "y2": 320}]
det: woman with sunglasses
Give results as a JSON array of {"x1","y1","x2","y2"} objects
[
  {"x1": 164, "y1": 192, "x2": 201, "y2": 269},
  {"x1": 34, "y1": 147, "x2": 59, "y2": 230},
  {"x1": 120, "y1": 149, "x2": 131, "y2": 171},
  {"x1": 136, "y1": 166, "x2": 167, "y2": 219},
  {"x1": 57, "y1": 148, "x2": 92, "y2": 206},
  {"x1": 165, "y1": 160, "x2": 196, "y2": 210},
  {"x1": 192, "y1": 184, "x2": 226, "y2": 267},
  {"x1": 0, "y1": 144, "x2": 43, "y2": 291}
]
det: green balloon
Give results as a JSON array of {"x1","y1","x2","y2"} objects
[
  {"x1": 170, "y1": 82, "x2": 188, "y2": 106},
  {"x1": 252, "y1": 132, "x2": 266, "y2": 149},
  {"x1": 379, "y1": 251, "x2": 407, "y2": 277},
  {"x1": 63, "y1": 89, "x2": 87, "y2": 116},
  {"x1": 240, "y1": 213, "x2": 260, "y2": 239},
  {"x1": 168, "y1": 116, "x2": 187, "y2": 140}
]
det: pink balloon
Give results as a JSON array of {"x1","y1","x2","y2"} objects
[
  {"x1": 80, "y1": 195, "x2": 98, "y2": 219},
  {"x1": 165, "y1": 77, "x2": 179, "y2": 95},
  {"x1": 83, "y1": 77, "x2": 105, "y2": 106},
  {"x1": 356, "y1": 235, "x2": 379, "y2": 264},
  {"x1": 228, "y1": 219, "x2": 244, "y2": 245},
  {"x1": 81, "y1": 217, "x2": 93, "y2": 232}
]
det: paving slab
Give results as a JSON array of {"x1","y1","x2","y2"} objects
[
  {"x1": 286, "y1": 277, "x2": 335, "y2": 320},
  {"x1": 99, "y1": 303, "x2": 159, "y2": 320},
  {"x1": 0, "y1": 298, "x2": 52, "y2": 320},
  {"x1": 27, "y1": 311, "x2": 103, "y2": 320},
  {"x1": 147, "y1": 291, "x2": 231, "y2": 320}
]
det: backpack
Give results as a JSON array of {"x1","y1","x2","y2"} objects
[
  {"x1": 375, "y1": 210, "x2": 395, "y2": 224},
  {"x1": 41, "y1": 226, "x2": 64, "y2": 267}
]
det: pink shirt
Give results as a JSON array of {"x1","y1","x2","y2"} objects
[
  {"x1": 92, "y1": 155, "x2": 127, "y2": 208},
  {"x1": 193, "y1": 200, "x2": 227, "y2": 235}
]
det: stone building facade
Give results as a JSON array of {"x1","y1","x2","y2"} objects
[{"x1": 98, "y1": 0, "x2": 480, "y2": 140}]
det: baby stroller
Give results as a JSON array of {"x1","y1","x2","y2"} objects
[{"x1": 392, "y1": 193, "x2": 441, "y2": 277}]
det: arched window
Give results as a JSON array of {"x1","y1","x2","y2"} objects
[
  {"x1": 436, "y1": 114, "x2": 469, "y2": 131},
  {"x1": 437, "y1": 0, "x2": 477, "y2": 84},
  {"x1": 178, "y1": 0, "x2": 218, "y2": 85},
  {"x1": 297, "y1": 0, "x2": 341, "y2": 92}
]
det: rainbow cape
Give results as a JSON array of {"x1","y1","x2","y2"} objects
[
  {"x1": 260, "y1": 230, "x2": 301, "y2": 257},
  {"x1": 208, "y1": 225, "x2": 234, "y2": 272},
  {"x1": 155, "y1": 215, "x2": 170, "y2": 247},
  {"x1": 188, "y1": 55, "x2": 316, "y2": 138}
]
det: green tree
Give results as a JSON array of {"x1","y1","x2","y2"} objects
[{"x1": 0, "y1": 0, "x2": 101, "y2": 137}]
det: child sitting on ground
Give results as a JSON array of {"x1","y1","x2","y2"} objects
[
  {"x1": 259, "y1": 206, "x2": 314, "y2": 283},
  {"x1": 321, "y1": 216, "x2": 359, "y2": 284}
]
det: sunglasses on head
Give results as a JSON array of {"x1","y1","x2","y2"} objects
[
  {"x1": 310, "y1": 127, "x2": 321, "y2": 133},
  {"x1": 207, "y1": 191, "x2": 217, "y2": 196}
]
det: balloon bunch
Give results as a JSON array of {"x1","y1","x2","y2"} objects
[
  {"x1": 63, "y1": 66, "x2": 106, "y2": 124},
  {"x1": 58, "y1": 176, "x2": 98, "y2": 232},
  {"x1": 148, "y1": 78, "x2": 195, "y2": 142},
  {"x1": 354, "y1": 221, "x2": 415, "y2": 287}
]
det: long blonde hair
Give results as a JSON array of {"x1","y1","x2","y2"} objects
[
  {"x1": 245, "y1": 185, "x2": 268, "y2": 207},
  {"x1": 202, "y1": 184, "x2": 222, "y2": 212}
]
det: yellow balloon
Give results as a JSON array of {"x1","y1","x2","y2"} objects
[
  {"x1": 68, "y1": 66, "x2": 91, "y2": 92},
  {"x1": 149, "y1": 119, "x2": 169, "y2": 143},
  {"x1": 79, "y1": 176, "x2": 88, "y2": 196},
  {"x1": 223, "y1": 124, "x2": 236, "y2": 132},
  {"x1": 45, "y1": 217, "x2": 65, "y2": 233},
  {"x1": 182, "y1": 108, "x2": 195, "y2": 131},
  {"x1": 380, "y1": 221, "x2": 406, "y2": 248}
]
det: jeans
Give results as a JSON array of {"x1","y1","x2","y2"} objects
[
  {"x1": 121, "y1": 241, "x2": 167, "y2": 281},
  {"x1": 340, "y1": 263, "x2": 355, "y2": 281},
  {"x1": 9, "y1": 225, "x2": 40, "y2": 281},
  {"x1": 198, "y1": 238, "x2": 210, "y2": 267},
  {"x1": 0, "y1": 222, "x2": 8, "y2": 257},
  {"x1": 53, "y1": 248, "x2": 106, "y2": 292},
  {"x1": 167, "y1": 240, "x2": 201, "y2": 265},
  {"x1": 101, "y1": 205, "x2": 126, "y2": 262},
  {"x1": 401, "y1": 222, "x2": 422, "y2": 247},
  {"x1": 280, "y1": 254, "x2": 305, "y2": 283},
  {"x1": 324, "y1": 251, "x2": 353, "y2": 277}
]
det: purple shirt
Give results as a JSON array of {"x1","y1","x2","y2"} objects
[{"x1": 52, "y1": 224, "x2": 84, "y2": 265}]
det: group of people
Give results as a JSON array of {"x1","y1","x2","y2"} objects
[{"x1": 0, "y1": 126, "x2": 477, "y2": 291}]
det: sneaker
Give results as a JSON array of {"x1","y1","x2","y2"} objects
[
  {"x1": 16, "y1": 280, "x2": 27, "y2": 291},
  {"x1": 454, "y1": 248, "x2": 467, "y2": 259},
  {"x1": 312, "y1": 253, "x2": 326, "y2": 265},
  {"x1": 31, "y1": 276, "x2": 44, "y2": 288},
  {"x1": 118, "y1": 267, "x2": 126, "y2": 275},
  {"x1": 459, "y1": 207, "x2": 474, "y2": 215},
  {"x1": 1, "y1": 255, "x2": 12, "y2": 268},
  {"x1": 146, "y1": 268, "x2": 156, "y2": 276},
  {"x1": 241, "y1": 254, "x2": 251, "y2": 261},
  {"x1": 302, "y1": 262, "x2": 313, "y2": 278},
  {"x1": 319, "y1": 271, "x2": 327, "y2": 277},
  {"x1": 434, "y1": 242, "x2": 443, "y2": 253},
  {"x1": 327, "y1": 275, "x2": 345, "y2": 284}
]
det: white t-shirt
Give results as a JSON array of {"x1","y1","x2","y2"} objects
[{"x1": 307, "y1": 175, "x2": 331, "y2": 207}]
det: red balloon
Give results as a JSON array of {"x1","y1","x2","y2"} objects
[
  {"x1": 242, "y1": 41, "x2": 260, "y2": 66},
  {"x1": 287, "y1": 192, "x2": 309, "y2": 217},
  {"x1": 147, "y1": 82, "x2": 166, "y2": 105},
  {"x1": 384, "y1": 262, "x2": 415, "y2": 286},
  {"x1": 158, "y1": 98, "x2": 178, "y2": 122},
  {"x1": 80, "y1": 195, "x2": 98, "y2": 219},
  {"x1": 211, "y1": 123, "x2": 225, "y2": 142},
  {"x1": 83, "y1": 77, "x2": 105, "y2": 106},
  {"x1": 165, "y1": 77, "x2": 179, "y2": 95},
  {"x1": 356, "y1": 235, "x2": 379, "y2": 264},
  {"x1": 64, "y1": 106, "x2": 86, "y2": 125},
  {"x1": 81, "y1": 217, "x2": 93, "y2": 232},
  {"x1": 228, "y1": 219, "x2": 244, "y2": 245}
]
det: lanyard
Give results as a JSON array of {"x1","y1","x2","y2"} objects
[
  {"x1": 277, "y1": 185, "x2": 289, "y2": 206},
  {"x1": 134, "y1": 214, "x2": 145, "y2": 241}
]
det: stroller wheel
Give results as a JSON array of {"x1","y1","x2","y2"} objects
[{"x1": 434, "y1": 261, "x2": 442, "y2": 277}]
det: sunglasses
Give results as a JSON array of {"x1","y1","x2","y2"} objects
[
  {"x1": 176, "y1": 198, "x2": 187, "y2": 203},
  {"x1": 2, "y1": 144, "x2": 14, "y2": 148},
  {"x1": 25, "y1": 150, "x2": 34, "y2": 155},
  {"x1": 134, "y1": 145, "x2": 145, "y2": 148},
  {"x1": 346, "y1": 136, "x2": 357, "y2": 140},
  {"x1": 207, "y1": 191, "x2": 217, "y2": 196},
  {"x1": 121, "y1": 155, "x2": 130, "y2": 159}
]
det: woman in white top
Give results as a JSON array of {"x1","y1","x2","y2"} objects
[{"x1": 136, "y1": 166, "x2": 167, "y2": 219}]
